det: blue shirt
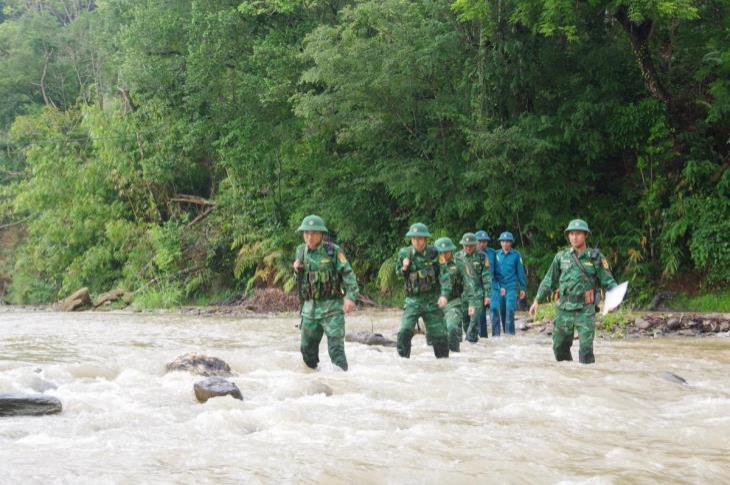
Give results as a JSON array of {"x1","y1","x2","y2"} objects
[
  {"x1": 480, "y1": 248, "x2": 498, "y2": 291},
  {"x1": 494, "y1": 249, "x2": 527, "y2": 290}
]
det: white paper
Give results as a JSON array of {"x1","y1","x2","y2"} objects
[{"x1": 603, "y1": 281, "x2": 628, "y2": 315}]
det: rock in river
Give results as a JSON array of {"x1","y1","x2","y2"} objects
[
  {"x1": 166, "y1": 353, "x2": 233, "y2": 377},
  {"x1": 345, "y1": 331, "x2": 396, "y2": 347},
  {"x1": 661, "y1": 372, "x2": 688, "y2": 386},
  {"x1": 0, "y1": 393, "x2": 62, "y2": 416},
  {"x1": 193, "y1": 377, "x2": 243, "y2": 403}
]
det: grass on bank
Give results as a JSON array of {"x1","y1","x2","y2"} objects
[{"x1": 664, "y1": 290, "x2": 730, "y2": 313}]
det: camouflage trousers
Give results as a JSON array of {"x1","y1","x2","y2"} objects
[
  {"x1": 552, "y1": 305, "x2": 596, "y2": 364},
  {"x1": 461, "y1": 300, "x2": 480, "y2": 343},
  {"x1": 300, "y1": 310, "x2": 348, "y2": 371},
  {"x1": 397, "y1": 295, "x2": 449, "y2": 359},
  {"x1": 443, "y1": 299, "x2": 465, "y2": 352}
]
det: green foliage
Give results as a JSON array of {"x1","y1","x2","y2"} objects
[
  {"x1": 598, "y1": 308, "x2": 636, "y2": 336},
  {"x1": 533, "y1": 301, "x2": 557, "y2": 322},
  {"x1": 0, "y1": 0, "x2": 728, "y2": 308},
  {"x1": 666, "y1": 290, "x2": 730, "y2": 313}
]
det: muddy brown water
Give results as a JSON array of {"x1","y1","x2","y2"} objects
[{"x1": 1, "y1": 309, "x2": 729, "y2": 483}]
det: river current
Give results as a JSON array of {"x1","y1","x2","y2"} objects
[{"x1": 1, "y1": 310, "x2": 728, "y2": 483}]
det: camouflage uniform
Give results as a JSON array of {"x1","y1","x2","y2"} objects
[
  {"x1": 535, "y1": 220, "x2": 617, "y2": 364},
  {"x1": 475, "y1": 230, "x2": 496, "y2": 338},
  {"x1": 295, "y1": 216, "x2": 359, "y2": 371},
  {"x1": 396, "y1": 223, "x2": 449, "y2": 359},
  {"x1": 456, "y1": 233, "x2": 490, "y2": 343},
  {"x1": 436, "y1": 237, "x2": 479, "y2": 352}
]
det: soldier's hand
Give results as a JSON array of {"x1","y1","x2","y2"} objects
[
  {"x1": 293, "y1": 259, "x2": 303, "y2": 271},
  {"x1": 438, "y1": 296, "x2": 448, "y2": 308},
  {"x1": 484, "y1": 297, "x2": 490, "y2": 307},
  {"x1": 519, "y1": 290, "x2": 526, "y2": 300},
  {"x1": 343, "y1": 298, "x2": 357, "y2": 314},
  {"x1": 500, "y1": 288, "x2": 506, "y2": 297},
  {"x1": 402, "y1": 258, "x2": 411, "y2": 272},
  {"x1": 529, "y1": 301, "x2": 538, "y2": 317}
]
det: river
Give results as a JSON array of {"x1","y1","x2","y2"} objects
[{"x1": 1, "y1": 310, "x2": 729, "y2": 483}]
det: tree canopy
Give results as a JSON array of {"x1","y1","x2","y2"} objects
[{"x1": 1, "y1": 0, "x2": 727, "y2": 306}]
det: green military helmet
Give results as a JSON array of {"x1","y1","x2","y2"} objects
[
  {"x1": 434, "y1": 237, "x2": 457, "y2": 253},
  {"x1": 297, "y1": 214, "x2": 329, "y2": 233},
  {"x1": 564, "y1": 219, "x2": 591, "y2": 234},
  {"x1": 405, "y1": 222, "x2": 431, "y2": 238},
  {"x1": 498, "y1": 231, "x2": 514, "y2": 242},
  {"x1": 459, "y1": 232, "x2": 478, "y2": 245}
]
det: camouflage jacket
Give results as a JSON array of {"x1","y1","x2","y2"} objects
[
  {"x1": 295, "y1": 242, "x2": 359, "y2": 317},
  {"x1": 396, "y1": 245, "x2": 441, "y2": 297},
  {"x1": 456, "y1": 250, "x2": 490, "y2": 299},
  {"x1": 535, "y1": 247, "x2": 618, "y2": 311},
  {"x1": 439, "y1": 255, "x2": 480, "y2": 309}
]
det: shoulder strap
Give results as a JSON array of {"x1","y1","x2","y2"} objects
[
  {"x1": 570, "y1": 251, "x2": 594, "y2": 285},
  {"x1": 326, "y1": 242, "x2": 335, "y2": 257}
]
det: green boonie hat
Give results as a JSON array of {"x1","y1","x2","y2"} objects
[
  {"x1": 564, "y1": 219, "x2": 591, "y2": 234},
  {"x1": 434, "y1": 237, "x2": 456, "y2": 253},
  {"x1": 405, "y1": 222, "x2": 431, "y2": 238},
  {"x1": 459, "y1": 232, "x2": 477, "y2": 245},
  {"x1": 297, "y1": 214, "x2": 328, "y2": 233}
]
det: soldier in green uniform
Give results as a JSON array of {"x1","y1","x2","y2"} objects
[
  {"x1": 529, "y1": 219, "x2": 618, "y2": 364},
  {"x1": 293, "y1": 215, "x2": 359, "y2": 371},
  {"x1": 435, "y1": 237, "x2": 479, "y2": 352},
  {"x1": 396, "y1": 223, "x2": 450, "y2": 359},
  {"x1": 456, "y1": 233, "x2": 491, "y2": 343}
]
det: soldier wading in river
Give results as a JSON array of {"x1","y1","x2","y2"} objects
[
  {"x1": 529, "y1": 219, "x2": 618, "y2": 364},
  {"x1": 396, "y1": 223, "x2": 450, "y2": 359},
  {"x1": 435, "y1": 237, "x2": 479, "y2": 352},
  {"x1": 293, "y1": 215, "x2": 359, "y2": 371}
]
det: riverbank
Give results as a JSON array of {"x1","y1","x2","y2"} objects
[{"x1": 2, "y1": 302, "x2": 729, "y2": 340}]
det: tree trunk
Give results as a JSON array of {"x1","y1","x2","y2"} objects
[{"x1": 614, "y1": 7, "x2": 671, "y2": 108}]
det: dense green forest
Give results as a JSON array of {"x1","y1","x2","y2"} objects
[{"x1": 0, "y1": 0, "x2": 728, "y2": 308}]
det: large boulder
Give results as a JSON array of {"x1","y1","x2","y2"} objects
[
  {"x1": 94, "y1": 289, "x2": 133, "y2": 308},
  {"x1": 193, "y1": 377, "x2": 243, "y2": 403},
  {"x1": 57, "y1": 287, "x2": 91, "y2": 312},
  {"x1": 345, "y1": 331, "x2": 396, "y2": 347},
  {"x1": 0, "y1": 393, "x2": 62, "y2": 416},
  {"x1": 166, "y1": 353, "x2": 233, "y2": 377}
]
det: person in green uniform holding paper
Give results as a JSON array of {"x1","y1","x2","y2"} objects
[{"x1": 529, "y1": 219, "x2": 618, "y2": 364}]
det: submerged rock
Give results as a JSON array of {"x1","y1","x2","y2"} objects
[
  {"x1": 193, "y1": 377, "x2": 243, "y2": 403},
  {"x1": 166, "y1": 353, "x2": 233, "y2": 377},
  {"x1": 29, "y1": 376, "x2": 57, "y2": 393},
  {"x1": 0, "y1": 393, "x2": 62, "y2": 416},
  {"x1": 305, "y1": 381, "x2": 333, "y2": 396},
  {"x1": 345, "y1": 331, "x2": 396, "y2": 347},
  {"x1": 661, "y1": 372, "x2": 688, "y2": 386}
]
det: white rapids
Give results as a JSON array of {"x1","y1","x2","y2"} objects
[{"x1": 1, "y1": 309, "x2": 729, "y2": 483}]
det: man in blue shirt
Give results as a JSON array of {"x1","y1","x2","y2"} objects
[
  {"x1": 493, "y1": 232, "x2": 527, "y2": 335},
  {"x1": 475, "y1": 230, "x2": 496, "y2": 338}
]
